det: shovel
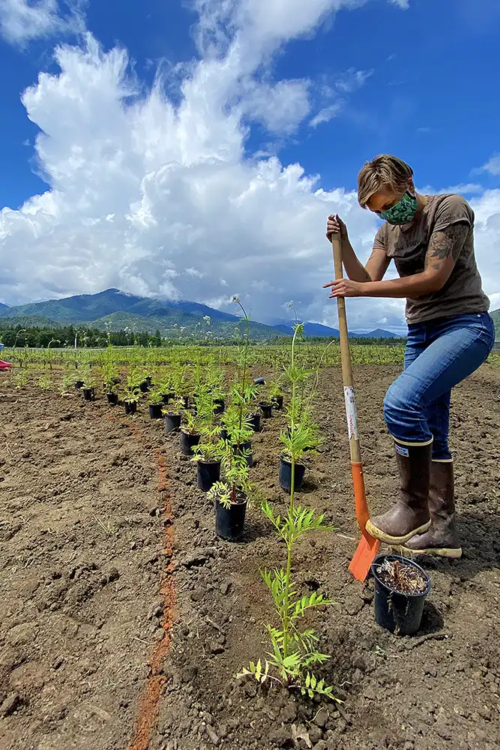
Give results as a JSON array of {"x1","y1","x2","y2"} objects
[{"x1": 331, "y1": 233, "x2": 380, "y2": 581}]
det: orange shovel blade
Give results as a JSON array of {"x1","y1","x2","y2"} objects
[
  {"x1": 349, "y1": 534, "x2": 381, "y2": 581},
  {"x1": 349, "y1": 462, "x2": 380, "y2": 581}
]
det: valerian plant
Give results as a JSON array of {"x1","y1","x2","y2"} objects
[{"x1": 238, "y1": 324, "x2": 339, "y2": 702}]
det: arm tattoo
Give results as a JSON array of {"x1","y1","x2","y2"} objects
[{"x1": 428, "y1": 222, "x2": 469, "y2": 261}]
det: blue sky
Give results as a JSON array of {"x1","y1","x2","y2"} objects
[{"x1": 0, "y1": 0, "x2": 499, "y2": 331}]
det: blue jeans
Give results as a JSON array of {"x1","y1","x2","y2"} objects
[{"x1": 384, "y1": 313, "x2": 495, "y2": 460}]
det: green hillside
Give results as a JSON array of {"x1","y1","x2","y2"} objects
[
  {"x1": 0, "y1": 289, "x2": 286, "y2": 341},
  {"x1": 90, "y1": 312, "x2": 286, "y2": 341},
  {"x1": 0, "y1": 315, "x2": 59, "y2": 328}
]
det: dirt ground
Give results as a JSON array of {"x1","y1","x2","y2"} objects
[{"x1": 1, "y1": 364, "x2": 499, "y2": 750}]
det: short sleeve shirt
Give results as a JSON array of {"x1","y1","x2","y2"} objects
[{"x1": 373, "y1": 194, "x2": 489, "y2": 324}]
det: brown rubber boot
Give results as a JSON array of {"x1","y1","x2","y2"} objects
[
  {"x1": 366, "y1": 440, "x2": 432, "y2": 545},
  {"x1": 401, "y1": 461, "x2": 462, "y2": 559}
]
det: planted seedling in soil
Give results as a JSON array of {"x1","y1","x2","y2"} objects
[{"x1": 238, "y1": 324, "x2": 339, "y2": 702}]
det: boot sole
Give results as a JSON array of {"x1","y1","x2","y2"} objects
[
  {"x1": 397, "y1": 544, "x2": 463, "y2": 559},
  {"x1": 365, "y1": 519, "x2": 431, "y2": 546}
]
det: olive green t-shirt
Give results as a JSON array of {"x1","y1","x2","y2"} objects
[{"x1": 373, "y1": 194, "x2": 490, "y2": 324}]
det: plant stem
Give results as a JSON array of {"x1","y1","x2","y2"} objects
[{"x1": 283, "y1": 323, "x2": 301, "y2": 662}]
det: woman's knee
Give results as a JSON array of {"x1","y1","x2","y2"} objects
[{"x1": 383, "y1": 381, "x2": 410, "y2": 428}]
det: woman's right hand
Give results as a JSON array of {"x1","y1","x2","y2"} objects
[{"x1": 326, "y1": 214, "x2": 348, "y2": 242}]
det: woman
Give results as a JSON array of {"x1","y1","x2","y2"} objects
[{"x1": 325, "y1": 154, "x2": 494, "y2": 559}]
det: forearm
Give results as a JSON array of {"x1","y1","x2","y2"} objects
[
  {"x1": 358, "y1": 272, "x2": 443, "y2": 298},
  {"x1": 341, "y1": 239, "x2": 372, "y2": 282}
]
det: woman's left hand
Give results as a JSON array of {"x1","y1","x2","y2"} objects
[{"x1": 323, "y1": 279, "x2": 364, "y2": 298}]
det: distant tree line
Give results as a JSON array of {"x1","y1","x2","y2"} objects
[
  {"x1": 0, "y1": 322, "x2": 406, "y2": 349},
  {"x1": 0, "y1": 323, "x2": 163, "y2": 348}
]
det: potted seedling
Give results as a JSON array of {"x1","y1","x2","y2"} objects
[
  {"x1": 270, "y1": 377, "x2": 285, "y2": 410},
  {"x1": 81, "y1": 365, "x2": 97, "y2": 401},
  {"x1": 191, "y1": 427, "x2": 225, "y2": 492},
  {"x1": 279, "y1": 420, "x2": 321, "y2": 493},
  {"x1": 371, "y1": 554, "x2": 431, "y2": 636},
  {"x1": 124, "y1": 377, "x2": 140, "y2": 415},
  {"x1": 137, "y1": 368, "x2": 153, "y2": 393},
  {"x1": 163, "y1": 396, "x2": 184, "y2": 434},
  {"x1": 102, "y1": 354, "x2": 120, "y2": 404},
  {"x1": 222, "y1": 403, "x2": 255, "y2": 467},
  {"x1": 148, "y1": 387, "x2": 164, "y2": 419},
  {"x1": 208, "y1": 448, "x2": 251, "y2": 541},
  {"x1": 258, "y1": 387, "x2": 274, "y2": 419},
  {"x1": 179, "y1": 408, "x2": 202, "y2": 456},
  {"x1": 157, "y1": 373, "x2": 174, "y2": 404}
]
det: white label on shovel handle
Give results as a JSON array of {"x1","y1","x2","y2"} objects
[{"x1": 344, "y1": 386, "x2": 359, "y2": 441}]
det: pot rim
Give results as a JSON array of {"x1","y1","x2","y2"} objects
[{"x1": 371, "y1": 553, "x2": 431, "y2": 598}]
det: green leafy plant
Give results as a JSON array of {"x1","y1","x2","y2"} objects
[
  {"x1": 124, "y1": 376, "x2": 140, "y2": 404},
  {"x1": 38, "y1": 372, "x2": 53, "y2": 391},
  {"x1": 13, "y1": 368, "x2": 29, "y2": 389},
  {"x1": 191, "y1": 432, "x2": 225, "y2": 464},
  {"x1": 208, "y1": 445, "x2": 250, "y2": 508},
  {"x1": 60, "y1": 372, "x2": 76, "y2": 396},
  {"x1": 81, "y1": 364, "x2": 97, "y2": 390},
  {"x1": 238, "y1": 324, "x2": 337, "y2": 701},
  {"x1": 162, "y1": 396, "x2": 185, "y2": 415},
  {"x1": 148, "y1": 387, "x2": 164, "y2": 406}
]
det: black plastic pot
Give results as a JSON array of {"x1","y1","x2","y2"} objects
[
  {"x1": 165, "y1": 413, "x2": 181, "y2": 434},
  {"x1": 180, "y1": 430, "x2": 201, "y2": 456},
  {"x1": 248, "y1": 413, "x2": 261, "y2": 432},
  {"x1": 279, "y1": 456, "x2": 306, "y2": 494},
  {"x1": 220, "y1": 428, "x2": 230, "y2": 442},
  {"x1": 371, "y1": 554, "x2": 431, "y2": 636},
  {"x1": 107, "y1": 392, "x2": 119, "y2": 405},
  {"x1": 233, "y1": 441, "x2": 254, "y2": 468},
  {"x1": 197, "y1": 461, "x2": 221, "y2": 492},
  {"x1": 254, "y1": 377, "x2": 265, "y2": 386},
  {"x1": 139, "y1": 380, "x2": 150, "y2": 393},
  {"x1": 213, "y1": 398, "x2": 225, "y2": 415},
  {"x1": 146, "y1": 376, "x2": 153, "y2": 387},
  {"x1": 75, "y1": 380, "x2": 84, "y2": 390},
  {"x1": 162, "y1": 393, "x2": 175, "y2": 405},
  {"x1": 272, "y1": 395, "x2": 284, "y2": 410},
  {"x1": 124, "y1": 400, "x2": 137, "y2": 415},
  {"x1": 149, "y1": 403, "x2": 163, "y2": 420},
  {"x1": 182, "y1": 396, "x2": 190, "y2": 409},
  {"x1": 215, "y1": 495, "x2": 247, "y2": 541},
  {"x1": 260, "y1": 402, "x2": 273, "y2": 419},
  {"x1": 83, "y1": 387, "x2": 95, "y2": 402}
]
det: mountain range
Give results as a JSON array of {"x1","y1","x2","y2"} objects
[{"x1": 0, "y1": 288, "x2": 409, "y2": 340}]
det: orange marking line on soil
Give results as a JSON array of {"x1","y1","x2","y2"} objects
[{"x1": 107, "y1": 415, "x2": 176, "y2": 750}]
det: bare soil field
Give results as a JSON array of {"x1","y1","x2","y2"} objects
[{"x1": 1, "y1": 364, "x2": 499, "y2": 750}]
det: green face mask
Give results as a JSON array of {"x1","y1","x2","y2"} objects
[{"x1": 379, "y1": 191, "x2": 418, "y2": 225}]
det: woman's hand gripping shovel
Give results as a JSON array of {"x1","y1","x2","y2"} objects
[{"x1": 331, "y1": 234, "x2": 380, "y2": 581}]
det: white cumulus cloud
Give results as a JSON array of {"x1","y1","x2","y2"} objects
[
  {"x1": 482, "y1": 154, "x2": 500, "y2": 177},
  {"x1": 0, "y1": 0, "x2": 84, "y2": 46},
  {"x1": 1, "y1": 0, "x2": 498, "y2": 332}
]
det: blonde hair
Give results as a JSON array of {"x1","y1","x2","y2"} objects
[{"x1": 357, "y1": 155, "x2": 414, "y2": 208}]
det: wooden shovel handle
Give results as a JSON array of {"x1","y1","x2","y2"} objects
[{"x1": 331, "y1": 235, "x2": 362, "y2": 464}]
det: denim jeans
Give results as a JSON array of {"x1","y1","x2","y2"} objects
[{"x1": 384, "y1": 312, "x2": 495, "y2": 460}]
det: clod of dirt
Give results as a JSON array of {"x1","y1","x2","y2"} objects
[
  {"x1": 313, "y1": 708, "x2": 329, "y2": 728},
  {"x1": 182, "y1": 549, "x2": 213, "y2": 568},
  {"x1": 376, "y1": 558, "x2": 427, "y2": 594},
  {"x1": 0, "y1": 692, "x2": 22, "y2": 718},
  {"x1": 268, "y1": 726, "x2": 293, "y2": 748}
]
